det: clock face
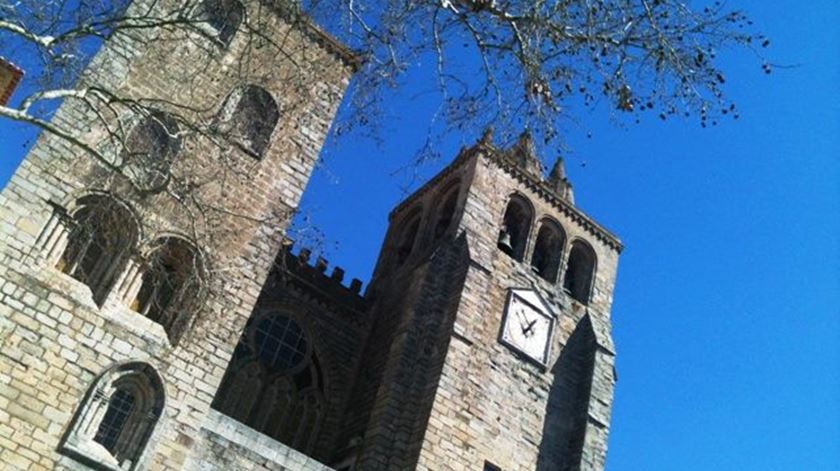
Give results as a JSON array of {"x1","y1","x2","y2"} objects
[{"x1": 501, "y1": 290, "x2": 554, "y2": 364}]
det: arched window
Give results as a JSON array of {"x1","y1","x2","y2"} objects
[
  {"x1": 433, "y1": 183, "x2": 460, "y2": 241},
  {"x1": 60, "y1": 362, "x2": 164, "y2": 471},
  {"x1": 563, "y1": 240, "x2": 596, "y2": 304},
  {"x1": 212, "y1": 313, "x2": 325, "y2": 455},
  {"x1": 199, "y1": 0, "x2": 244, "y2": 46},
  {"x1": 498, "y1": 195, "x2": 533, "y2": 261},
  {"x1": 132, "y1": 237, "x2": 203, "y2": 344},
  {"x1": 531, "y1": 220, "x2": 565, "y2": 283},
  {"x1": 58, "y1": 195, "x2": 139, "y2": 306},
  {"x1": 218, "y1": 85, "x2": 279, "y2": 158},
  {"x1": 122, "y1": 111, "x2": 181, "y2": 191},
  {"x1": 395, "y1": 209, "x2": 422, "y2": 266}
]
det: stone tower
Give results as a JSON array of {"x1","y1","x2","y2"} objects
[
  {"x1": 0, "y1": 0, "x2": 355, "y2": 469},
  {"x1": 339, "y1": 130, "x2": 622, "y2": 470}
]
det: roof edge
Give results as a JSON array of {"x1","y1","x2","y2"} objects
[
  {"x1": 483, "y1": 145, "x2": 624, "y2": 253},
  {"x1": 266, "y1": 1, "x2": 363, "y2": 71}
]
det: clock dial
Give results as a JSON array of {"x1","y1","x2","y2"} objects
[{"x1": 501, "y1": 290, "x2": 554, "y2": 364}]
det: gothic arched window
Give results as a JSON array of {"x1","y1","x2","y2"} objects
[
  {"x1": 199, "y1": 0, "x2": 244, "y2": 46},
  {"x1": 563, "y1": 240, "x2": 597, "y2": 304},
  {"x1": 122, "y1": 111, "x2": 181, "y2": 191},
  {"x1": 132, "y1": 237, "x2": 203, "y2": 344},
  {"x1": 58, "y1": 195, "x2": 140, "y2": 306},
  {"x1": 498, "y1": 195, "x2": 533, "y2": 261},
  {"x1": 218, "y1": 85, "x2": 279, "y2": 158},
  {"x1": 433, "y1": 183, "x2": 460, "y2": 241},
  {"x1": 531, "y1": 219, "x2": 565, "y2": 283},
  {"x1": 395, "y1": 208, "x2": 422, "y2": 266},
  {"x1": 60, "y1": 362, "x2": 164, "y2": 471},
  {"x1": 212, "y1": 313, "x2": 326, "y2": 455}
]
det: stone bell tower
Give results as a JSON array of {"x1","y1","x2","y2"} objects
[
  {"x1": 0, "y1": 1, "x2": 355, "y2": 469},
  {"x1": 340, "y1": 129, "x2": 622, "y2": 470}
]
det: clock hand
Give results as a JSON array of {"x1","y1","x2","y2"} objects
[
  {"x1": 515, "y1": 309, "x2": 529, "y2": 328},
  {"x1": 523, "y1": 319, "x2": 537, "y2": 336}
]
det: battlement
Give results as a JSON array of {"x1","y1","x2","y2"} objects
[{"x1": 271, "y1": 240, "x2": 368, "y2": 315}]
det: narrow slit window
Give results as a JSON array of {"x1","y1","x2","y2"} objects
[
  {"x1": 395, "y1": 210, "x2": 422, "y2": 265},
  {"x1": 433, "y1": 185, "x2": 459, "y2": 240}
]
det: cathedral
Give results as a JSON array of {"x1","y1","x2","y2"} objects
[{"x1": 0, "y1": 1, "x2": 621, "y2": 470}]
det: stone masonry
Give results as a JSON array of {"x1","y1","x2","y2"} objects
[{"x1": 0, "y1": 1, "x2": 622, "y2": 470}]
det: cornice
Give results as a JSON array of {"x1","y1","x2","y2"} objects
[
  {"x1": 481, "y1": 144, "x2": 624, "y2": 253},
  {"x1": 264, "y1": 1, "x2": 362, "y2": 71},
  {"x1": 388, "y1": 146, "x2": 478, "y2": 221},
  {"x1": 386, "y1": 139, "x2": 623, "y2": 253},
  {"x1": 0, "y1": 56, "x2": 24, "y2": 106}
]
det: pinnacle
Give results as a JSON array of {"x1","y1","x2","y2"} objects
[
  {"x1": 548, "y1": 157, "x2": 567, "y2": 182},
  {"x1": 547, "y1": 156, "x2": 574, "y2": 204}
]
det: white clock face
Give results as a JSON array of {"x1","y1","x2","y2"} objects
[{"x1": 501, "y1": 290, "x2": 553, "y2": 364}]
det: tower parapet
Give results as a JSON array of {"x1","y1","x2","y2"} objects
[{"x1": 275, "y1": 241, "x2": 368, "y2": 315}]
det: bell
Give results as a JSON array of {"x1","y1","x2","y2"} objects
[{"x1": 497, "y1": 228, "x2": 514, "y2": 255}]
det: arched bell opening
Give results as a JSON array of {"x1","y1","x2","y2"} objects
[{"x1": 498, "y1": 194, "x2": 533, "y2": 261}]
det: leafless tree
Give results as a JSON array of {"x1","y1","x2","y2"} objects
[
  {"x1": 0, "y1": 0, "x2": 770, "y2": 333},
  {"x1": 1, "y1": 0, "x2": 771, "y2": 151},
  {"x1": 310, "y1": 0, "x2": 771, "y2": 145}
]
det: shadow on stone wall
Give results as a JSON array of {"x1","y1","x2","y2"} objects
[
  {"x1": 536, "y1": 315, "x2": 596, "y2": 471},
  {"x1": 347, "y1": 233, "x2": 472, "y2": 469}
]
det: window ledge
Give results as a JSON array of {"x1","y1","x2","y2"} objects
[
  {"x1": 40, "y1": 268, "x2": 171, "y2": 348},
  {"x1": 107, "y1": 306, "x2": 171, "y2": 349},
  {"x1": 60, "y1": 438, "x2": 124, "y2": 471},
  {"x1": 40, "y1": 269, "x2": 102, "y2": 311},
  {"x1": 193, "y1": 23, "x2": 230, "y2": 50},
  {"x1": 201, "y1": 409, "x2": 334, "y2": 471}
]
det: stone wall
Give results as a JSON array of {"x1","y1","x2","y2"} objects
[
  {"x1": 0, "y1": 0, "x2": 353, "y2": 469},
  {"x1": 334, "y1": 149, "x2": 476, "y2": 469}
]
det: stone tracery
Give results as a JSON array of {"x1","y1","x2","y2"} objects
[{"x1": 213, "y1": 312, "x2": 326, "y2": 455}]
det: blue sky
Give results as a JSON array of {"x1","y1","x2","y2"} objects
[{"x1": 1, "y1": 1, "x2": 837, "y2": 470}]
